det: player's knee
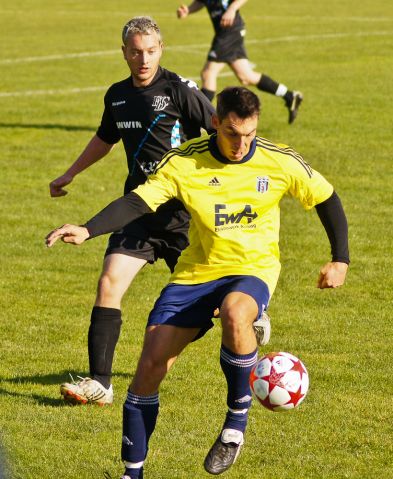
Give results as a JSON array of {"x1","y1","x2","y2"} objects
[
  {"x1": 221, "y1": 304, "x2": 250, "y2": 336},
  {"x1": 237, "y1": 74, "x2": 252, "y2": 86},
  {"x1": 201, "y1": 68, "x2": 213, "y2": 83},
  {"x1": 97, "y1": 272, "x2": 123, "y2": 300}
]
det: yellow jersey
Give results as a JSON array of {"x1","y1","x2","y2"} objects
[{"x1": 134, "y1": 134, "x2": 333, "y2": 294}]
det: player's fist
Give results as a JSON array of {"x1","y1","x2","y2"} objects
[
  {"x1": 177, "y1": 4, "x2": 189, "y2": 18},
  {"x1": 45, "y1": 224, "x2": 90, "y2": 248},
  {"x1": 317, "y1": 261, "x2": 348, "y2": 289},
  {"x1": 220, "y1": 9, "x2": 236, "y2": 27},
  {"x1": 49, "y1": 173, "x2": 74, "y2": 197}
]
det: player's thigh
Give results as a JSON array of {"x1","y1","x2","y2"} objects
[
  {"x1": 131, "y1": 324, "x2": 198, "y2": 394},
  {"x1": 229, "y1": 58, "x2": 261, "y2": 85},
  {"x1": 98, "y1": 253, "x2": 147, "y2": 294}
]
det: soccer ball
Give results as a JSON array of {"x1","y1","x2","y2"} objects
[{"x1": 250, "y1": 352, "x2": 309, "y2": 412}]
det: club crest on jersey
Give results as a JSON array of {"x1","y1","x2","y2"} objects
[
  {"x1": 215, "y1": 204, "x2": 258, "y2": 231},
  {"x1": 152, "y1": 96, "x2": 170, "y2": 111},
  {"x1": 256, "y1": 176, "x2": 269, "y2": 193}
]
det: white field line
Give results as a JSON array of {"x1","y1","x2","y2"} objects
[
  {"x1": 2, "y1": 30, "x2": 393, "y2": 66},
  {"x1": 0, "y1": 73, "x2": 236, "y2": 98},
  {"x1": 1, "y1": 30, "x2": 392, "y2": 98}
]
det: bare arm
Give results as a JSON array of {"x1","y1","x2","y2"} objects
[
  {"x1": 177, "y1": 0, "x2": 205, "y2": 19},
  {"x1": 221, "y1": 0, "x2": 248, "y2": 27},
  {"x1": 49, "y1": 134, "x2": 115, "y2": 197}
]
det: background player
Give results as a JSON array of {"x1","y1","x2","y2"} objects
[
  {"x1": 49, "y1": 16, "x2": 215, "y2": 406},
  {"x1": 177, "y1": 0, "x2": 303, "y2": 123},
  {"x1": 46, "y1": 86, "x2": 349, "y2": 478}
]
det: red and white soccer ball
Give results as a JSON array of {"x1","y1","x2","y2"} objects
[{"x1": 250, "y1": 352, "x2": 309, "y2": 412}]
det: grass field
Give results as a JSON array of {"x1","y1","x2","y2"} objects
[{"x1": 1, "y1": 0, "x2": 393, "y2": 478}]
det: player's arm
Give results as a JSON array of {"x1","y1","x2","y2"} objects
[
  {"x1": 46, "y1": 158, "x2": 179, "y2": 247},
  {"x1": 315, "y1": 191, "x2": 349, "y2": 289},
  {"x1": 174, "y1": 80, "x2": 216, "y2": 134},
  {"x1": 221, "y1": 0, "x2": 248, "y2": 27},
  {"x1": 177, "y1": 0, "x2": 205, "y2": 19},
  {"x1": 49, "y1": 135, "x2": 115, "y2": 197},
  {"x1": 45, "y1": 192, "x2": 153, "y2": 247}
]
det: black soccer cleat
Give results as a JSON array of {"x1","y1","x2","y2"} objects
[
  {"x1": 204, "y1": 429, "x2": 244, "y2": 475},
  {"x1": 286, "y1": 91, "x2": 303, "y2": 124}
]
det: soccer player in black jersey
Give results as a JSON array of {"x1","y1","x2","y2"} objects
[
  {"x1": 49, "y1": 16, "x2": 215, "y2": 406},
  {"x1": 177, "y1": 0, "x2": 303, "y2": 123}
]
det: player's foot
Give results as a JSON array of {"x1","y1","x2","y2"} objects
[
  {"x1": 286, "y1": 91, "x2": 303, "y2": 124},
  {"x1": 60, "y1": 376, "x2": 113, "y2": 406},
  {"x1": 204, "y1": 429, "x2": 244, "y2": 475},
  {"x1": 253, "y1": 311, "x2": 271, "y2": 346}
]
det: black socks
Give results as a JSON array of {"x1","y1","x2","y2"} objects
[{"x1": 88, "y1": 306, "x2": 122, "y2": 389}]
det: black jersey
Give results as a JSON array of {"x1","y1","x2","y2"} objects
[
  {"x1": 200, "y1": 0, "x2": 245, "y2": 35},
  {"x1": 96, "y1": 66, "x2": 215, "y2": 193}
]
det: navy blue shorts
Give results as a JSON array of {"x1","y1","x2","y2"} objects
[{"x1": 147, "y1": 275, "x2": 270, "y2": 340}]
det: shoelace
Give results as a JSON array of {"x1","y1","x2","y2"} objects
[{"x1": 67, "y1": 373, "x2": 91, "y2": 386}]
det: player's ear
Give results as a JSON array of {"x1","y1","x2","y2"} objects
[
  {"x1": 212, "y1": 114, "x2": 219, "y2": 130},
  {"x1": 121, "y1": 44, "x2": 126, "y2": 59}
]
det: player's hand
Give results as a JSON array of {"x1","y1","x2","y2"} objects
[
  {"x1": 177, "y1": 5, "x2": 189, "y2": 18},
  {"x1": 45, "y1": 224, "x2": 90, "y2": 248},
  {"x1": 220, "y1": 10, "x2": 236, "y2": 27},
  {"x1": 317, "y1": 261, "x2": 348, "y2": 289},
  {"x1": 49, "y1": 173, "x2": 74, "y2": 197}
]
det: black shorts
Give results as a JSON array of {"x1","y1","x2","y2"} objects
[
  {"x1": 105, "y1": 203, "x2": 189, "y2": 273},
  {"x1": 207, "y1": 29, "x2": 248, "y2": 63}
]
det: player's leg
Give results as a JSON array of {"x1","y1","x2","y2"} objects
[
  {"x1": 88, "y1": 253, "x2": 146, "y2": 383},
  {"x1": 121, "y1": 278, "x2": 217, "y2": 478},
  {"x1": 122, "y1": 324, "x2": 199, "y2": 479},
  {"x1": 229, "y1": 58, "x2": 303, "y2": 124},
  {"x1": 200, "y1": 60, "x2": 226, "y2": 101},
  {"x1": 60, "y1": 253, "x2": 146, "y2": 406},
  {"x1": 204, "y1": 277, "x2": 269, "y2": 475}
]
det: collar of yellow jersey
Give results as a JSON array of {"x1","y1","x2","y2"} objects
[{"x1": 209, "y1": 134, "x2": 257, "y2": 164}]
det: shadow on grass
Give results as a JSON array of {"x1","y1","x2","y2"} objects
[
  {"x1": 0, "y1": 122, "x2": 96, "y2": 132},
  {"x1": 0, "y1": 371, "x2": 133, "y2": 407}
]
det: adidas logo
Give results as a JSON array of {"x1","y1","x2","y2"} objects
[{"x1": 209, "y1": 177, "x2": 221, "y2": 186}]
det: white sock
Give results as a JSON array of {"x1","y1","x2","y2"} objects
[
  {"x1": 221, "y1": 428, "x2": 244, "y2": 445},
  {"x1": 275, "y1": 84, "x2": 288, "y2": 97}
]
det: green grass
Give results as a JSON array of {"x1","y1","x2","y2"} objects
[{"x1": 1, "y1": 0, "x2": 393, "y2": 477}]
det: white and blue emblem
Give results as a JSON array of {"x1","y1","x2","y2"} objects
[
  {"x1": 256, "y1": 176, "x2": 269, "y2": 193},
  {"x1": 171, "y1": 120, "x2": 181, "y2": 148}
]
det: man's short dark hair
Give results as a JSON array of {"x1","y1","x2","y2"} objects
[{"x1": 216, "y1": 87, "x2": 261, "y2": 121}]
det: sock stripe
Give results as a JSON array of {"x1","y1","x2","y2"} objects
[
  {"x1": 220, "y1": 348, "x2": 258, "y2": 368},
  {"x1": 124, "y1": 460, "x2": 144, "y2": 469},
  {"x1": 126, "y1": 391, "x2": 159, "y2": 406}
]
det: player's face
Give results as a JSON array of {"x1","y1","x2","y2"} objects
[
  {"x1": 122, "y1": 32, "x2": 163, "y2": 87},
  {"x1": 213, "y1": 112, "x2": 258, "y2": 162}
]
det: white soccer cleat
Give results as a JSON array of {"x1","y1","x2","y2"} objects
[
  {"x1": 253, "y1": 312, "x2": 271, "y2": 346},
  {"x1": 60, "y1": 376, "x2": 113, "y2": 406}
]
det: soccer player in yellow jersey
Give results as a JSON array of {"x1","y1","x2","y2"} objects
[{"x1": 46, "y1": 87, "x2": 349, "y2": 478}]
